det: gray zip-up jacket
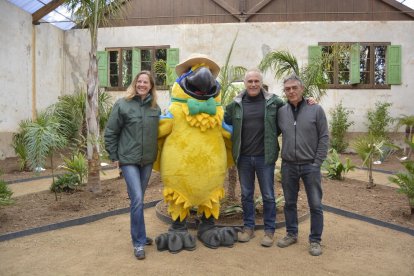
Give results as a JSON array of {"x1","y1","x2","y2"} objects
[{"x1": 277, "y1": 100, "x2": 329, "y2": 165}]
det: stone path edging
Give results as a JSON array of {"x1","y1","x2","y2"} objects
[
  {"x1": 1, "y1": 200, "x2": 413, "y2": 243},
  {"x1": 154, "y1": 200, "x2": 310, "y2": 229},
  {"x1": 0, "y1": 200, "x2": 159, "y2": 242},
  {"x1": 323, "y1": 204, "x2": 414, "y2": 236}
]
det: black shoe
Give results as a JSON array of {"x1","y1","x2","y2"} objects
[
  {"x1": 146, "y1": 237, "x2": 153, "y2": 245},
  {"x1": 134, "y1": 246, "x2": 145, "y2": 260}
]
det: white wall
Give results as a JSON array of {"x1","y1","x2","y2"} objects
[
  {"x1": 1, "y1": 0, "x2": 413, "y2": 158},
  {"x1": 64, "y1": 21, "x2": 414, "y2": 133},
  {"x1": 0, "y1": 1, "x2": 64, "y2": 158}
]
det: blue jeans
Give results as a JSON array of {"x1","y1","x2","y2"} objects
[
  {"x1": 237, "y1": 155, "x2": 276, "y2": 233},
  {"x1": 121, "y1": 164, "x2": 153, "y2": 247},
  {"x1": 281, "y1": 161, "x2": 324, "y2": 243}
]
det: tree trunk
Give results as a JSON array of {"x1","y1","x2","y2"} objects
[
  {"x1": 86, "y1": 48, "x2": 101, "y2": 194},
  {"x1": 367, "y1": 161, "x2": 375, "y2": 189},
  {"x1": 226, "y1": 166, "x2": 238, "y2": 201}
]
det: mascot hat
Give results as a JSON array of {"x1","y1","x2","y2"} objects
[{"x1": 175, "y1": 53, "x2": 220, "y2": 78}]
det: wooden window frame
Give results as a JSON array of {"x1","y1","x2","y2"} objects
[
  {"x1": 105, "y1": 45, "x2": 170, "y2": 91},
  {"x1": 318, "y1": 42, "x2": 391, "y2": 90}
]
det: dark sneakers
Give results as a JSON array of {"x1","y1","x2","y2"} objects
[
  {"x1": 146, "y1": 237, "x2": 153, "y2": 245},
  {"x1": 134, "y1": 246, "x2": 145, "y2": 260},
  {"x1": 276, "y1": 234, "x2": 298, "y2": 248}
]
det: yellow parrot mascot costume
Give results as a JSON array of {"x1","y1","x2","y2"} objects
[{"x1": 153, "y1": 54, "x2": 238, "y2": 253}]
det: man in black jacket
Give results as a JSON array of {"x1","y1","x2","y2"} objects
[{"x1": 276, "y1": 74, "x2": 329, "y2": 256}]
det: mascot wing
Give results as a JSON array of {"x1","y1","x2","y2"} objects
[{"x1": 153, "y1": 112, "x2": 173, "y2": 172}]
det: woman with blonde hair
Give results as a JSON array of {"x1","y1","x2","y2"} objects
[{"x1": 105, "y1": 71, "x2": 160, "y2": 260}]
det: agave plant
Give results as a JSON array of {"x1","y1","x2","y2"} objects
[{"x1": 352, "y1": 135, "x2": 385, "y2": 188}]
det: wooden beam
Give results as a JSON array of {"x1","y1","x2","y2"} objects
[
  {"x1": 244, "y1": 0, "x2": 273, "y2": 21},
  {"x1": 212, "y1": 0, "x2": 242, "y2": 21},
  {"x1": 32, "y1": 0, "x2": 66, "y2": 24}
]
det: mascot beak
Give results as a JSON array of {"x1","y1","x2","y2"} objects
[{"x1": 179, "y1": 67, "x2": 220, "y2": 100}]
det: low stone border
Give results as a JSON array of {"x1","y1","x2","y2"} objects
[
  {"x1": 155, "y1": 200, "x2": 310, "y2": 230},
  {"x1": 323, "y1": 204, "x2": 414, "y2": 236},
  {"x1": 5, "y1": 166, "x2": 117, "y2": 185},
  {"x1": 1, "y1": 200, "x2": 413, "y2": 243},
  {"x1": 0, "y1": 200, "x2": 160, "y2": 242}
]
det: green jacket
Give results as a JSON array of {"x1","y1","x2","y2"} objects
[
  {"x1": 104, "y1": 95, "x2": 160, "y2": 166},
  {"x1": 224, "y1": 89, "x2": 285, "y2": 165}
]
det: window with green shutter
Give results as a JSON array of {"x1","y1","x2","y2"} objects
[
  {"x1": 97, "y1": 51, "x2": 108, "y2": 87},
  {"x1": 167, "y1": 48, "x2": 179, "y2": 86},
  {"x1": 314, "y1": 42, "x2": 400, "y2": 89},
  {"x1": 102, "y1": 46, "x2": 175, "y2": 91},
  {"x1": 386, "y1": 45, "x2": 402, "y2": 85}
]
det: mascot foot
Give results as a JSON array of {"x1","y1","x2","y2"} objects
[
  {"x1": 155, "y1": 219, "x2": 196, "y2": 254},
  {"x1": 197, "y1": 216, "x2": 238, "y2": 249}
]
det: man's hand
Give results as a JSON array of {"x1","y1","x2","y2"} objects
[{"x1": 307, "y1": 97, "x2": 317, "y2": 105}]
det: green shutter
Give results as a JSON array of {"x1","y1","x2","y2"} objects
[
  {"x1": 167, "y1": 48, "x2": 179, "y2": 86},
  {"x1": 132, "y1": 48, "x2": 141, "y2": 79},
  {"x1": 387, "y1": 45, "x2": 402, "y2": 85},
  {"x1": 308, "y1": 46, "x2": 322, "y2": 64},
  {"x1": 97, "y1": 51, "x2": 108, "y2": 87},
  {"x1": 350, "y1": 43, "x2": 360, "y2": 84}
]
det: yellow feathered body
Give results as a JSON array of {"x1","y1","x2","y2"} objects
[{"x1": 155, "y1": 82, "x2": 232, "y2": 221}]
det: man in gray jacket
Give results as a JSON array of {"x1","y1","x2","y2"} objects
[{"x1": 276, "y1": 74, "x2": 329, "y2": 256}]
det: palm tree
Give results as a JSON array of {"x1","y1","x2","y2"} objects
[
  {"x1": 217, "y1": 33, "x2": 246, "y2": 201},
  {"x1": 23, "y1": 111, "x2": 67, "y2": 184},
  {"x1": 259, "y1": 45, "x2": 350, "y2": 102},
  {"x1": 64, "y1": 0, "x2": 124, "y2": 193},
  {"x1": 395, "y1": 115, "x2": 414, "y2": 157},
  {"x1": 389, "y1": 141, "x2": 414, "y2": 216},
  {"x1": 352, "y1": 135, "x2": 385, "y2": 188}
]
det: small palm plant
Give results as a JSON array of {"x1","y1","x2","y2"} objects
[
  {"x1": 394, "y1": 115, "x2": 414, "y2": 158},
  {"x1": 322, "y1": 149, "x2": 356, "y2": 180},
  {"x1": 0, "y1": 173, "x2": 13, "y2": 206},
  {"x1": 352, "y1": 135, "x2": 385, "y2": 188},
  {"x1": 11, "y1": 119, "x2": 31, "y2": 171},
  {"x1": 60, "y1": 151, "x2": 88, "y2": 185},
  {"x1": 24, "y1": 111, "x2": 67, "y2": 182},
  {"x1": 388, "y1": 141, "x2": 414, "y2": 216}
]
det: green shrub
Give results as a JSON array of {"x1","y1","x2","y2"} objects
[
  {"x1": 11, "y1": 120, "x2": 31, "y2": 171},
  {"x1": 352, "y1": 135, "x2": 386, "y2": 188},
  {"x1": 367, "y1": 101, "x2": 393, "y2": 140},
  {"x1": 0, "y1": 178, "x2": 14, "y2": 206},
  {"x1": 329, "y1": 102, "x2": 354, "y2": 153},
  {"x1": 322, "y1": 149, "x2": 356, "y2": 180},
  {"x1": 50, "y1": 173, "x2": 82, "y2": 193},
  {"x1": 60, "y1": 151, "x2": 88, "y2": 185},
  {"x1": 388, "y1": 141, "x2": 414, "y2": 215}
]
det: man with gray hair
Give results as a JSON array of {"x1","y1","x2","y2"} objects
[{"x1": 276, "y1": 74, "x2": 329, "y2": 256}]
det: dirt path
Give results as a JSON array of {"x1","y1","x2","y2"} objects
[{"x1": 1, "y1": 208, "x2": 413, "y2": 275}]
